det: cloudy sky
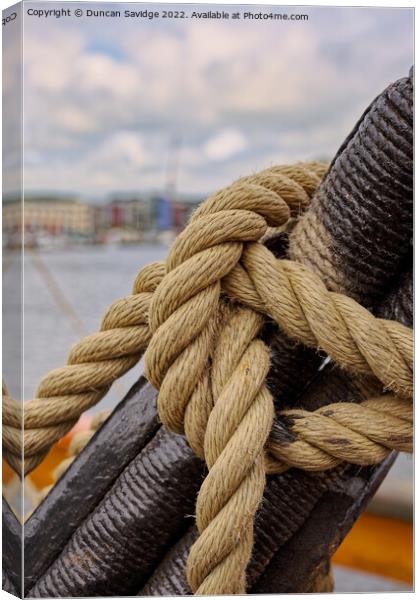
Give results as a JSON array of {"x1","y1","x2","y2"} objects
[{"x1": 6, "y1": 3, "x2": 414, "y2": 198}]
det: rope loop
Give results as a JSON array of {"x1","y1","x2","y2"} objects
[{"x1": 2, "y1": 160, "x2": 413, "y2": 595}]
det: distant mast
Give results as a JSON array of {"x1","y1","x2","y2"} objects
[
  {"x1": 158, "y1": 135, "x2": 181, "y2": 236},
  {"x1": 165, "y1": 134, "x2": 180, "y2": 206}
]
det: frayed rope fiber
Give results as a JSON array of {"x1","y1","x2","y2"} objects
[{"x1": 2, "y1": 160, "x2": 413, "y2": 594}]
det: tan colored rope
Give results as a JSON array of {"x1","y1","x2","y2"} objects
[
  {"x1": 2, "y1": 262, "x2": 164, "y2": 473},
  {"x1": 1, "y1": 160, "x2": 413, "y2": 594},
  {"x1": 266, "y1": 395, "x2": 412, "y2": 474},
  {"x1": 138, "y1": 164, "x2": 412, "y2": 592},
  {"x1": 222, "y1": 246, "x2": 412, "y2": 399},
  {"x1": 185, "y1": 305, "x2": 273, "y2": 593},
  {"x1": 2, "y1": 162, "x2": 323, "y2": 473},
  {"x1": 137, "y1": 167, "x2": 328, "y2": 593},
  {"x1": 29, "y1": 247, "x2": 128, "y2": 401},
  {"x1": 2, "y1": 162, "x2": 412, "y2": 472}
]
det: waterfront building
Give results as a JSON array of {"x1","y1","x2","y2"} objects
[{"x1": 3, "y1": 197, "x2": 95, "y2": 246}]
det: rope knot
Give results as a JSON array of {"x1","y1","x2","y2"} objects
[
  {"x1": 139, "y1": 163, "x2": 328, "y2": 593},
  {"x1": 2, "y1": 160, "x2": 413, "y2": 597},
  {"x1": 142, "y1": 173, "x2": 308, "y2": 441}
]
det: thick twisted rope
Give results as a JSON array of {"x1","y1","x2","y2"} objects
[
  {"x1": 2, "y1": 262, "x2": 164, "y2": 473},
  {"x1": 2, "y1": 161, "x2": 413, "y2": 594},
  {"x1": 223, "y1": 245, "x2": 412, "y2": 398},
  {"x1": 185, "y1": 306, "x2": 273, "y2": 593},
  {"x1": 290, "y1": 71, "x2": 413, "y2": 307},
  {"x1": 267, "y1": 395, "x2": 412, "y2": 474},
  {"x1": 2, "y1": 163, "x2": 412, "y2": 467},
  {"x1": 134, "y1": 169, "x2": 324, "y2": 593},
  {"x1": 2, "y1": 162, "x2": 323, "y2": 473},
  {"x1": 137, "y1": 164, "x2": 412, "y2": 592}
]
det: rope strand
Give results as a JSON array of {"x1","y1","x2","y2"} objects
[{"x1": 1, "y1": 160, "x2": 413, "y2": 595}]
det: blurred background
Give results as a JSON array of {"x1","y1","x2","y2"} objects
[{"x1": 2, "y1": 2, "x2": 414, "y2": 591}]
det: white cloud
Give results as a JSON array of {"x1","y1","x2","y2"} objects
[
  {"x1": 203, "y1": 129, "x2": 248, "y2": 161},
  {"x1": 77, "y1": 53, "x2": 141, "y2": 97},
  {"x1": 57, "y1": 107, "x2": 97, "y2": 134},
  {"x1": 18, "y1": 6, "x2": 413, "y2": 196},
  {"x1": 90, "y1": 132, "x2": 149, "y2": 169}
]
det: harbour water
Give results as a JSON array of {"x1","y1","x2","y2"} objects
[{"x1": 3, "y1": 244, "x2": 168, "y2": 411}]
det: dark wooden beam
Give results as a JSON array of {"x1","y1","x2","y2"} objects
[
  {"x1": 2, "y1": 496, "x2": 22, "y2": 596},
  {"x1": 23, "y1": 377, "x2": 160, "y2": 592}
]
